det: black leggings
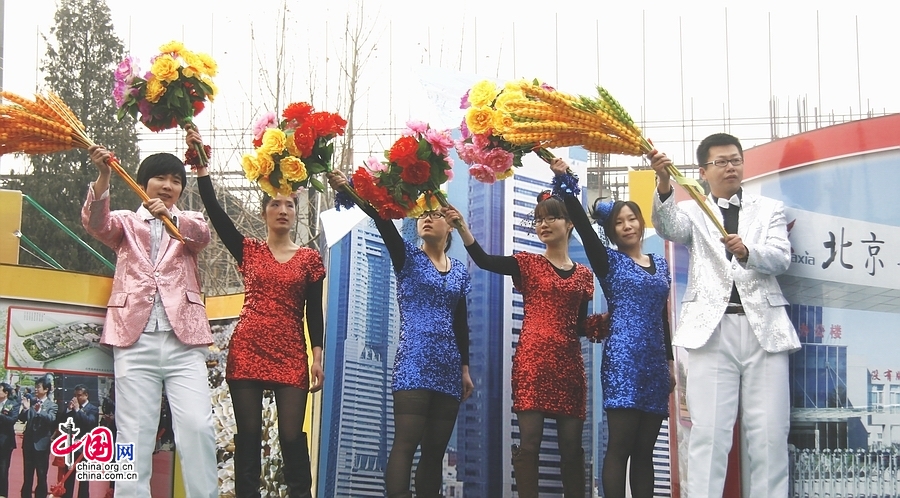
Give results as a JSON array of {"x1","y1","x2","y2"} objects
[
  {"x1": 516, "y1": 410, "x2": 584, "y2": 462},
  {"x1": 228, "y1": 379, "x2": 309, "y2": 451},
  {"x1": 602, "y1": 408, "x2": 665, "y2": 498},
  {"x1": 384, "y1": 389, "x2": 460, "y2": 496}
]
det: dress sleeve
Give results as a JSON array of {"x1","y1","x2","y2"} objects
[
  {"x1": 575, "y1": 299, "x2": 590, "y2": 336},
  {"x1": 453, "y1": 298, "x2": 470, "y2": 366},
  {"x1": 363, "y1": 211, "x2": 406, "y2": 272},
  {"x1": 663, "y1": 302, "x2": 674, "y2": 361},
  {"x1": 306, "y1": 278, "x2": 325, "y2": 349},
  {"x1": 464, "y1": 240, "x2": 520, "y2": 278},
  {"x1": 197, "y1": 175, "x2": 245, "y2": 264},
  {"x1": 562, "y1": 194, "x2": 609, "y2": 278}
]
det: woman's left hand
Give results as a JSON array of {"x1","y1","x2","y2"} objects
[
  {"x1": 310, "y1": 361, "x2": 325, "y2": 393},
  {"x1": 461, "y1": 367, "x2": 474, "y2": 401}
]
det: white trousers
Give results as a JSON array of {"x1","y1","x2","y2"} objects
[
  {"x1": 113, "y1": 330, "x2": 218, "y2": 498},
  {"x1": 685, "y1": 313, "x2": 790, "y2": 498}
]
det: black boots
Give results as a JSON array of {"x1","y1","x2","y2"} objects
[
  {"x1": 560, "y1": 448, "x2": 586, "y2": 498},
  {"x1": 281, "y1": 433, "x2": 313, "y2": 498},
  {"x1": 512, "y1": 445, "x2": 539, "y2": 498},
  {"x1": 233, "y1": 433, "x2": 262, "y2": 498}
]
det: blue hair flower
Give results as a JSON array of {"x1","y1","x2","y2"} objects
[{"x1": 593, "y1": 200, "x2": 615, "y2": 223}]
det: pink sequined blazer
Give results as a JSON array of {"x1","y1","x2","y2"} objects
[
  {"x1": 652, "y1": 190, "x2": 800, "y2": 353},
  {"x1": 82, "y1": 186, "x2": 213, "y2": 347}
]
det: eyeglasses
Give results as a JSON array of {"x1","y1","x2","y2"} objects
[
  {"x1": 532, "y1": 216, "x2": 561, "y2": 227},
  {"x1": 703, "y1": 157, "x2": 744, "y2": 168},
  {"x1": 417, "y1": 211, "x2": 445, "y2": 220}
]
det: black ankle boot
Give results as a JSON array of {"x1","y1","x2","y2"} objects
[
  {"x1": 281, "y1": 433, "x2": 313, "y2": 498},
  {"x1": 233, "y1": 433, "x2": 262, "y2": 498}
]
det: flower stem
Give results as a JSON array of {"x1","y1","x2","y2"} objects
[
  {"x1": 431, "y1": 190, "x2": 462, "y2": 228},
  {"x1": 180, "y1": 119, "x2": 208, "y2": 166}
]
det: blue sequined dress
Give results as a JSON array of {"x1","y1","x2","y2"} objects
[
  {"x1": 560, "y1": 194, "x2": 673, "y2": 417},
  {"x1": 600, "y1": 250, "x2": 671, "y2": 415},
  {"x1": 393, "y1": 241, "x2": 471, "y2": 400}
]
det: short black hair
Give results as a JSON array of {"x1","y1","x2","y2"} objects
[
  {"x1": 697, "y1": 133, "x2": 743, "y2": 167},
  {"x1": 74, "y1": 384, "x2": 89, "y2": 396},
  {"x1": 0, "y1": 383, "x2": 11, "y2": 397},
  {"x1": 34, "y1": 377, "x2": 52, "y2": 391},
  {"x1": 136, "y1": 153, "x2": 187, "y2": 189}
]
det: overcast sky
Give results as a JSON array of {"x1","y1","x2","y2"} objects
[{"x1": 2, "y1": 0, "x2": 898, "y2": 174}]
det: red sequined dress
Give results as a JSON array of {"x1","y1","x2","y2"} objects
[
  {"x1": 227, "y1": 239, "x2": 325, "y2": 388},
  {"x1": 512, "y1": 252, "x2": 594, "y2": 419}
]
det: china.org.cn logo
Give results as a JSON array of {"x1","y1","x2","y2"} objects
[{"x1": 50, "y1": 417, "x2": 138, "y2": 482}]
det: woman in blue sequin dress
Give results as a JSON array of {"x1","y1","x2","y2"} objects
[
  {"x1": 328, "y1": 171, "x2": 473, "y2": 498},
  {"x1": 443, "y1": 194, "x2": 594, "y2": 498},
  {"x1": 550, "y1": 159, "x2": 674, "y2": 498}
]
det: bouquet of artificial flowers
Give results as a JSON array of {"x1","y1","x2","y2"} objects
[
  {"x1": 456, "y1": 79, "x2": 554, "y2": 184},
  {"x1": 242, "y1": 102, "x2": 360, "y2": 200},
  {"x1": 347, "y1": 120, "x2": 454, "y2": 219},
  {"x1": 114, "y1": 41, "x2": 217, "y2": 164}
]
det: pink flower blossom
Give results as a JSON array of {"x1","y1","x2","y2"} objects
[
  {"x1": 445, "y1": 162, "x2": 455, "y2": 181},
  {"x1": 472, "y1": 133, "x2": 491, "y2": 150},
  {"x1": 425, "y1": 128, "x2": 454, "y2": 156},
  {"x1": 365, "y1": 156, "x2": 388, "y2": 173},
  {"x1": 469, "y1": 164, "x2": 496, "y2": 184},
  {"x1": 115, "y1": 56, "x2": 137, "y2": 84},
  {"x1": 483, "y1": 148, "x2": 514, "y2": 173},
  {"x1": 406, "y1": 120, "x2": 429, "y2": 136},
  {"x1": 459, "y1": 90, "x2": 471, "y2": 110},
  {"x1": 113, "y1": 82, "x2": 126, "y2": 107},
  {"x1": 459, "y1": 119, "x2": 471, "y2": 139},
  {"x1": 253, "y1": 112, "x2": 278, "y2": 141},
  {"x1": 455, "y1": 142, "x2": 478, "y2": 164}
]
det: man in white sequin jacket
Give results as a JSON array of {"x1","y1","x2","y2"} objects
[{"x1": 649, "y1": 133, "x2": 800, "y2": 498}]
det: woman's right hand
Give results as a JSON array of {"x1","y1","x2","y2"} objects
[
  {"x1": 549, "y1": 157, "x2": 569, "y2": 176},
  {"x1": 326, "y1": 170, "x2": 348, "y2": 190},
  {"x1": 88, "y1": 145, "x2": 112, "y2": 176}
]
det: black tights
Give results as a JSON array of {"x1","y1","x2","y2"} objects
[
  {"x1": 602, "y1": 408, "x2": 665, "y2": 498},
  {"x1": 228, "y1": 380, "x2": 309, "y2": 458},
  {"x1": 384, "y1": 390, "x2": 460, "y2": 496},
  {"x1": 516, "y1": 410, "x2": 584, "y2": 463}
]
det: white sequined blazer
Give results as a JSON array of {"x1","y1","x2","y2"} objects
[{"x1": 652, "y1": 190, "x2": 800, "y2": 353}]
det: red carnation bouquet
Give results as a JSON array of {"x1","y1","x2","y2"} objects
[{"x1": 350, "y1": 120, "x2": 455, "y2": 219}]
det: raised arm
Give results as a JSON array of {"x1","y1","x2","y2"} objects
[
  {"x1": 442, "y1": 205, "x2": 520, "y2": 277},
  {"x1": 327, "y1": 170, "x2": 406, "y2": 271},
  {"x1": 187, "y1": 129, "x2": 245, "y2": 263}
]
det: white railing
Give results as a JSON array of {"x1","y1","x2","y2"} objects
[{"x1": 791, "y1": 448, "x2": 900, "y2": 497}]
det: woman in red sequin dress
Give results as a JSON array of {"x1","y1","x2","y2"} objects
[
  {"x1": 443, "y1": 194, "x2": 594, "y2": 498},
  {"x1": 189, "y1": 130, "x2": 324, "y2": 498}
]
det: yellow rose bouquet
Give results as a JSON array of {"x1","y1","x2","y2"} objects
[{"x1": 114, "y1": 41, "x2": 217, "y2": 165}]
